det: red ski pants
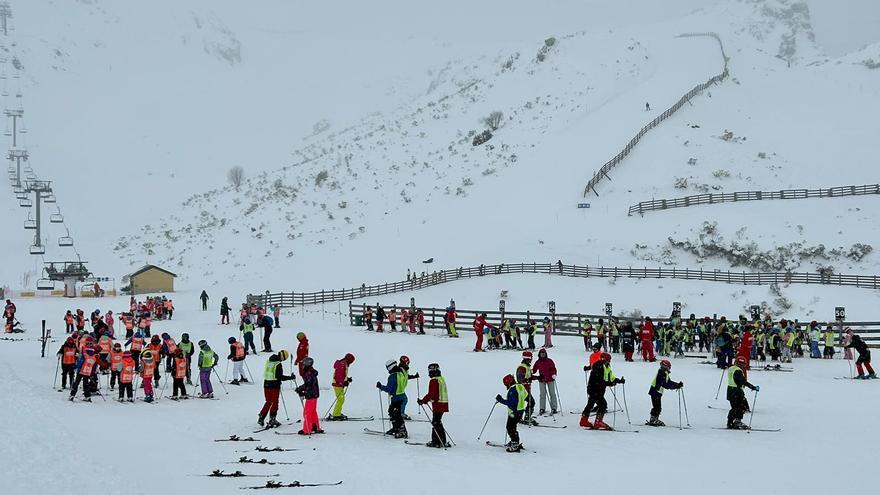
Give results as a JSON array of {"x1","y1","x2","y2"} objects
[
  {"x1": 641, "y1": 340, "x2": 655, "y2": 361},
  {"x1": 475, "y1": 330, "x2": 483, "y2": 350},
  {"x1": 260, "y1": 387, "x2": 280, "y2": 418},
  {"x1": 302, "y1": 398, "x2": 320, "y2": 433}
]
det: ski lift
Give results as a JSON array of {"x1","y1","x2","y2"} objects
[
  {"x1": 29, "y1": 244, "x2": 46, "y2": 255},
  {"x1": 36, "y1": 278, "x2": 55, "y2": 291},
  {"x1": 44, "y1": 193, "x2": 57, "y2": 204},
  {"x1": 58, "y1": 229, "x2": 74, "y2": 247},
  {"x1": 15, "y1": 192, "x2": 26, "y2": 200},
  {"x1": 49, "y1": 212, "x2": 63, "y2": 223},
  {"x1": 23, "y1": 214, "x2": 36, "y2": 229},
  {"x1": 23, "y1": 164, "x2": 32, "y2": 173},
  {"x1": 19, "y1": 197, "x2": 32, "y2": 207},
  {"x1": 18, "y1": 124, "x2": 27, "y2": 134}
]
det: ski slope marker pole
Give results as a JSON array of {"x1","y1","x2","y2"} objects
[
  {"x1": 416, "y1": 377, "x2": 422, "y2": 416},
  {"x1": 554, "y1": 380, "x2": 564, "y2": 417}
]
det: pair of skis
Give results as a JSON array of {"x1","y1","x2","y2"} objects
[{"x1": 242, "y1": 481, "x2": 343, "y2": 489}]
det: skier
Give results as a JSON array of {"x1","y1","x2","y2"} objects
[
  {"x1": 146, "y1": 335, "x2": 162, "y2": 387},
  {"x1": 141, "y1": 349, "x2": 157, "y2": 402},
  {"x1": 398, "y1": 355, "x2": 420, "y2": 419},
  {"x1": 531, "y1": 348, "x2": 558, "y2": 416},
  {"x1": 646, "y1": 359, "x2": 683, "y2": 426},
  {"x1": 363, "y1": 306, "x2": 374, "y2": 331},
  {"x1": 586, "y1": 342, "x2": 603, "y2": 369},
  {"x1": 495, "y1": 374, "x2": 527, "y2": 452},
  {"x1": 388, "y1": 307, "x2": 397, "y2": 332},
  {"x1": 295, "y1": 332, "x2": 309, "y2": 376},
  {"x1": 727, "y1": 356, "x2": 758, "y2": 429},
  {"x1": 69, "y1": 347, "x2": 102, "y2": 402},
  {"x1": 845, "y1": 333, "x2": 876, "y2": 379},
  {"x1": 526, "y1": 319, "x2": 538, "y2": 350},
  {"x1": 240, "y1": 318, "x2": 257, "y2": 355},
  {"x1": 122, "y1": 312, "x2": 135, "y2": 339},
  {"x1": 227, "y1": 337, "x2": 248, "y2": 385},
  {"x1": 445, "y1": 307, "x2": 458, "y2": 338},
  {"x1": 822, "y1": 325, "x2": 836, "y2": 359},
  {"x1": 260, "y1": 314, "x2": 274, "y2": 352},
  {"x1": 171, "y1": 349, "x2": 189, "y2": 399},
  {"x1": 64, "y1": 310, "x2": 75, "y2": 334},
  {"x1": 179, "y1": 333, "x2": 195, "y2": 385},
  {"x1": 620, "y1": 321, "x2": 636, "y2": 362},
  {"x1": 220, "y1": 297, "x2": 231, "y2": 325},
  {"x1": 580, "y1": 319, "x2": 593, "y2": 352},
  {"x1": 596, "y1": 319, "x2": 606, "y2": 351},
  {"x1": 473, "y1": 313, "x2": 488, "y2": 352},
  {"x1": 200, "y1": 290, "x2": 209, "y2": 311},
  {"x1": 715, "y1": 322, "x2": 734, "y2": 368},
  {"x1": 165, "y1": 299, "x2": 174, "y2": 320},
  {"x1": 737, "y1": 325, "x2": 753, "y2": 370},
  {"x1": 160, "y1": 332, "x2": 178, "y2": 374},
  {"x1": 515, "y1": 351, "x2": 537, "y2": 424},
  {"x1": 295, "y1": 357, "x2": 323, "y2": 435},
  {"x1": 610, "y1": 317, "x2": 620, "y2": 353},
  {"x1": 329, "y1": 353, "x2": 356, "y2": 420},
  {"x1": 104, "y1": 310, "x2": 115, "y2": 336},
  {"x1": 273, "y1": 305, "x2": 280, "y2": 328},
  {"x1": 375, "y1": 305, "x2": 386, "y2": 333},
  {"x1": 579, "y1": 353, "x2": 624, "y2": 430},
  {"x1": 842, "y1": 328, "x2": 854, "y2": 361},
  {"x1": 109, "y1": 342, "x2": 124, "y2": 390},
  {"x1": 197, "y1": 340, "x2": 219, "y2": 398},
  {"x1": 416, "y1": 308, "x2": 425, "y2": 334},
  {"x1": 117, "y1": 351, "x2": 136, "y2": 402},
  {"x1": 542, "y1": 317, "x2": 553, "y2": 348},
  {"x1": 809, "y1": 321, "x2": 821, "y2": 358},
  {"x1": 640, "y1": 317, "x2": 656, "y2": 362},
  {"x1": 56, "y1": 337, "x2": 78, "y2": 389},
  {"x1": 126, "y1": 331, "x2": 144, "y2": 367},
  {"x1": 417, "y1": 363, "x2": 449, "y2": 448},
  {"x1": 258, "y1": 350, "x2": 294, "y2": 427},
  {"x1": 376, "y1": 359, "x2": 408, "y2": 438}
]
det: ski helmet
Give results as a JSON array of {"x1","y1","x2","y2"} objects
[
  {"x1": 428, "y1": 363, "x2": 441, "y2": 378},
  {"x1": 296, "y1": 332, "x2": 306, "y2": 341},
  {"x1": 502, "y1": 374, "x2": 516, "y2": 387},
  {"x1": 399, "y1": 355, "x2": 411, "y2": 368},
  {"x1": 660, "y1": 359, "x2": 672, "y2": 370},
  {"x1": 344, "y1": 353, "x2": 355, "y2": 364},
  {"x1": 182, "y1": 333, "x2": 190, "y2": 340},
  {"x1": 522, "y1": 351, "x2": 533, "y2": 361},
  {"x1": 228, "y1": 337, "x2": 236, "y2": 344},
  {"x1": 278, "y1": 350, "x2": 290, "y2": 361},
  {"x1": 113, "y1": 342, "x2": 122, "y2": 350},
  {"x1": 134, "y1": 332, "x2": 142, "y2": 338},
  {"x1": 385, "y1": 359, "x2": 397, "y2": 371},
  {"x1": 735, "y1": 356, "x2": 747, "y2": 368},
  {"x1": 592, "y1": 342, "x2": 602, "y2": 351},
  {"x1": 161, "y1": 333, "x2": 170, "y2": 340},
  {"x1": 151, "y1": 335, "x2": 160, "y2": 343},
  {"x1": 601, "y1": 352, "x2": 611, "y2": 363},
  {"x1": 84, "y1": 348, "x2": 95, "y2": 355},
  {"x1": 198, "y1": 340, "x2": 207, "y2": 347},
  {"x1": 302, "y1": 357, "x2": 314, "y2": 368}
]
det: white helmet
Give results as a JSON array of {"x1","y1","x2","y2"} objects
[{"x1": 385, "y1": 359, "x2": 397, "y2": 371}]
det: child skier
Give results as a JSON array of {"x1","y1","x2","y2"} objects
[
  {"x1": 846, "y1": 334, "x2": 876, "y2": 379},
  {"x1": 258, "y1": 350, "x2": 294, "y2": 427},
  {"x1": 580, "y1": 319, "x2": 593, "y2": 352},
  {"x1": 329, "y1": 353, "x2": 355, "y2": 420},
  {"x1": 531, "y1": 348, "x2": 558, "y2": 415},
  {"x1": 620, "y1": 321, "x2": 636, "y2": 362},
  {"x1": 417, "y1": 363, "x2": 449, "y2": 448},
  {"x1": 240, "y1": 318, "x2": 257, "y2": 354},
  {"x1": 376, "y1": 358, "x2": 408, "y2": 438},
  {"x1": 495, "y1": 374, "x2": 527, "y2": 452},
  {"x1": 227, "y1": 337, "x2": 247, "y2": 385},
  {"x1": 197, "y1": 340, "x2": 219, "y2": 398},
  {"x1": 646, "y1": 359, "x2": 683, "y2": 426},
  {"x1": 515, "y1": 351, "x2": 537, "y2": 424},
  {"x1": 727, "y1": 356, "x2": 759, "y2": 429},
  {"x1": 398, "y1": 355, "x2": 420, "y2": 420},
  {"x1": 141, "y1": 350, "x2": 156, "y2": 402},
  {"x1": 295, "y1": 357, "x2": 323, "y2": 435},
  {"x1": 295, "y1": 332, "x2": 309, "y2": 376},
  {"x1": 179, "y1": 333, "x2": 195, "y2": 385},
  {"x1": 57, "y1": 337, "x2": 78, "y2": 389},
  {"x1": 109, "y1": 342, "x2": 124, "y2": 390},
  {"x1": 579, "y1": 353, "x2": 624, "y2": 430},
  {"x1": 118, "y1": 351, "x2": 136, "y2": 402},
  {"x1": 473, "y1": 313, "x2": 488, "y2": 352},
  {"x1": 171, "y1": 349, "x2": 189, "y2": 399}
]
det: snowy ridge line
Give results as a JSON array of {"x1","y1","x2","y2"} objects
[
  {"x1": 583, "y1": 32, "x2": 729, "y2": 198},
  {"x1": 627, "y1": 183, "x2": 880, "y2": 216},
  {"x1": 247, "y1": 262, "x2": 880, "y2": 308},
  {"x1": 343, "y1": 301, "x2": 880, "y2": 344}
]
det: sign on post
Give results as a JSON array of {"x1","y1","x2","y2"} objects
[
  {"x1": 672, "y1": 301, "x2": 682, "y2": 318},
  {"x1": 499, "y1": 300, "x2": 506, "y2": 312},
  {"x1": 605, "y1": 303, "x2": 612, "y2": 317},
  {"x1": 548, "y1": 301, "x2": 556, "y2": 314},
  {"x1": 835, "y1": 307, "x2": 845, "y2": 321},
  {"x1": 750, "y1": 305, "x2": 761, "y2": 321},
  {"x1": 410, "y1": 297, "x2": 415, "y2": 310}
]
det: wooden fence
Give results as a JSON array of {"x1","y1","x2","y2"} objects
[
  {"x1": 629, "y1": 183, "x2": 880, "y2": 216},
  {"x1": 346, "y1": 302, "x2": 880, "y2": 347},
  {"x1": 583, "y1": 32, "x2": 730, "y2": 198},
  {"x1": 247, "y1": 262, "x2": 880, "y2": 309}
]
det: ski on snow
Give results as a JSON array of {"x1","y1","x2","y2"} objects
[
  {"x1": 485, "y1": 441, "x2": 537, "y2": 453},
  {"x1": 711, "y1": 427, "x2": 781, "y2": 432},
  {"x1": 241, "y1": 480, "x2": 344, "y2": 489},
  {"x1": 404, "y1": 440, "x2": 452, "y2": 448},
  {"x1": 227, "y1": 457, "x2": 303, "y2": 466},
  {"x1": 644, "y1": 423, "x2": 691, "y2": 430},
  {"x1": 196, "y1": 470, "x2": 279, "y2": 478},
  {"x1": 215, "y1": 435, "x2": 259, "y2": 442}
]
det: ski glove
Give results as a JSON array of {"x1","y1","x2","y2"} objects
[
  {"x1": 583, "y1": 365, "x2": 590, "y2": 371},
  {"x1": 376, "y1": 381, "x2": 383, "y2": 389},
  {"x1": 754, "y1": 385, "x2": 760, "y2": 392},
  {"x1": 495, "y1": 394, "x2": 504, "y2": 403},
  {"x1": 617, "y1": 377, "x2": 626, "y2": 384},
  {"x1": 417, "y1": 399, "x2": 424, "y2": 406},
  {"x1": 346, "y1": 377, "x2": 353, "y2": 384},
  {"x1": 678, "y1": 382, "x2": 684, "y2": 388}
]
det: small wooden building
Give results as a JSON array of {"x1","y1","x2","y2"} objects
[{"x1": 127, "y1": 265, "x2": 177, "y2": 295}]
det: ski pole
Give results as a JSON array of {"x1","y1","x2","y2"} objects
[
  {"x1": 279, "y1": 389, "x2": 290, "y2": 421},
  {"x1": 416, "y1": 377, "x2": 422, "y2": 416},
  {"x1": 379, "y1": 390, "x2": 386, "y2": 434},
  {"x1": 322, "y1": 385, "x2": 348, "y2": 419},
  {"x1": 133, "y1": 374, "x2": 139, "y2": 401},
  {"x1": 53, "y1": 356, "x2": 60, "y2": 389},
  {"x1": 714, "y1": 366, "x2": 726, "y2": 400},
  {"x1": 477, "y1": 402, "x2": 498, "y2": 441},
  {"x1": 159, "y1": 370, "x2": 169, "y2": 399},
  {"x1": 621, "y1": 381, "x2": 631, "y2": 425},
  {"x1": 291, "y1": 375, "x2": 305, "y2": 408},
  {"x1": 610, "y1": 386, "x2": 619, "y2": 428},
  {"x1": 224, "y1": 359, "x2": 230, "y2": 383},
  {"x1": 554, "y1": 380, "x2": 564, "y2": 417},
  {"x1": 748, "y1": 389, "x2": 759, "y2": 429},
  {"x1": 847, "y1": 357, "x2": 853, "y2": 380},
  {"x1": 243, "y1": 359, "x2": 255, "y2": 383},
  {"x1": 419, "y1": 403, "x2": 451, "y2": 449},
  {"x1": 678, "y1": 389, "x2": 683, "y2": 430},
  {"x1": 681, "y1": 387, "x2": 690, "y2": 426},
  {"x1": 213, "y1": 367, "x2": 229, "y2": 394}
]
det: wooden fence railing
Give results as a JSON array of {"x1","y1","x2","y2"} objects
[
  {"x1": 629, "y1": 183, "x2": 880, "y2": 216},
  {"x1": 345, "y1": 302, "x2": 880, "y2": 347},
  {"x1": 583, "y1": 32, "x2": 729, "y2": 197},
  {"x1": 247, "y1": 262, "x2": 880, "y2": 308}
]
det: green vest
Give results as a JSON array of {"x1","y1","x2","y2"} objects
[
  {"x1": 518, "y1": 363, "x2": 531, "y2": 382},
  {"x1": 824, "y1": 332, "x2": 834, "y2": 346},
  {"x1": 786, "y1": 333, "x2": 796, "y2": 346},
  {"x1": 179, "y1": 341, "x2": 193, "y2": 355},
  {"x1": 603, "y1": 365, "x2": 616, "y2": 383},
  {"x1": 529, "y1": 324, "x2": 538, "y2": 336},
  {"x1": 651, "y1": 369, "x2": 670, "y2": 395},
  {"x1": 611, "y1": 322, "x2": 619, "y2": 337},
  {"x1": 508, "y1": 384, "x2": 527, "y2": 416},
  {"x1": 395, "y1": 371, "x2": 408, "y2": 395},
  {"x1": 264, "y1": 360, "x2": 280, "y2": 381},
  {"x1": 199, "y1": 348, "x2": 215, "y2": 368},
  {"x1": 727, "y1": 365, "x2": 743, "y2": 388},
  {"x1": 243, "y1": 323, "x2": 254, "y2": 334},
  {"x1": 435, "y1": 376, "x2": 448, "y2": 404}
]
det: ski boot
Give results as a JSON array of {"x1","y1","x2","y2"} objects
[
  {"x1": 593, "y1": 414, "x2": 611, "y2": 430},
  {"x1": 727, "y1": 420, "x2": 750, "y2": 430},
  {"x1": 127, "y1": 398, "x2": 134, "y2": 403},
  {"x1": 393, "y1": 427, "x2": 408, "y2": 439},
  {"x1": 230, "y1": 379, "x2": 240, "y2": 385},
  {"x1": 240, "y1": 377, "x2": 249, "y2": 383},
  {"x1": 82, "y1": 397, "x2": 92, "y2": 402},
  {"x1": 425, "y1": 441, "x2": 442, "y2": 448},
  {"x1": 186, "y1": 378, "x2": 192, "y2": 386},
  {"x1": 297, "y1": 430, "x2": 310, "y2": 435},
  {"x1": 144, "y1": 395, "x2": 154, "y2": 403},
  {"x1": 550, "y1": 409, "x2": 558, "y2": 415},
  {"x1": 646, "y1": 416, "x2": 665, "y2": 427},
  {"x1": 402, "y1": 413, "x2": 412, "y2": 421},
  {"x1": 506, "y1": 442, "x2": 523, "y2": 453},
  {"x1": 267, "y1": 417, "x2": 282, "y2": 428},
  {"x1": 117, "y1": 398, "x2": 125, "y2": 403},
  {"x1": 869, "y1": 373, "x2": 878, "y2": 379},
  {"x1": 579, "y1": 415, "x2": 593, "y2": 428},
  {"x1": 329, "y1": 414, "x2": 348, "y2": 421},
  {"x1": 257, "y1": 415, "x2": 266, "y2": 427},
  {"x1": 539, "y1": 409, "x2": 546, "y2": 416},
  {"x1": 206, "y1": 393, "x2": 214, "y2": 398}
]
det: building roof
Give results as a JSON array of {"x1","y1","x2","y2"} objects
[{"x1": 129, "y1": 264, "x2": 177, "y2": 279}]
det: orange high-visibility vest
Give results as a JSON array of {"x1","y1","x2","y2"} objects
[
  {"x1": 80, "y1": 355, "x2": 97, "y2": 376},
  {"x1": 110, "y1": 351, "x2": 124, "y2": 371},
  {"x1": 124, "y1": 317, "x2": 134, "y2": 331},
  {"x1": 174, "y1": 357, "x2": 188, "y2": 379},
  {"x1": 233, "y1": 342, "x2": 245, "y2": 359},
  {"x1": 141, "y1": 359, "x2": 156, "y2": 378},
  {"x1": 164, "y1": 338, "x2": 178, "y2": 354},
  {"x1": 62, "y1": 347, "x2": 77, "y2": 365},
  {"x1": 98, "y1": 336, "x2": 112, "y2": 354},
  {"x1": 130, "y1": 336, "x2": 144, "y2": 352},
  {"x1": 65, "y1": 314, "x2": 74, "y2": 324},
  {"x1": 120, "y1": 359, "x2": 136, "y2": 383}
]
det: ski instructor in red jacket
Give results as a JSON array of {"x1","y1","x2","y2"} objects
[{"x1": 641, "y1": 317, "x2": 656, "y2": 362}]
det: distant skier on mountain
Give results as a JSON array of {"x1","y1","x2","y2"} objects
[{"x1": 200, "y1": 290, "x2": 209, "y2": 311}]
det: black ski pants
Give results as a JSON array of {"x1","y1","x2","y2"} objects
[
  {"x1": 649, "y1": 392, "x2": 662, "y2": 417},
  {"x1": 506, "y1": 411, "x2": 523, "y2": 444},
  {"x1": 431, "y1": 411, "x2": 447, "y2": 445},
  {"x1": 583, "y1": 392, "x2": 608, "y2": 416}
]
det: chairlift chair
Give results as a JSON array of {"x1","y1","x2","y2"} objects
[
  {"x1": 18, "y1": 125, "x2": 27, "y2": 134},
  {"x1": 49, "y1": 212, "x2": 63, "y2": 223},
  {"x1": 23, "y1": 164, "x2": 33, "y2": 173},
  {"x1": 15, "y1": 191, "x2": 26, "y2": 200},
  {"x1": 29, "y1": 243, "x2": 46, "y2": 255},
  {"x1": 19, "y1": 198, "x2": 32, "y2": 207},
  {"x1": 24, "y1": 219, "x2": 36, "y2": 230},
  {"x1": 36, "y1": 278, "x2": 55, "y2": 291},
  {"x1": 58, "y1": 229, "x2": 74, "y2": 247},
  {"x1": 44, "y1": 194, "x2": 57, "y2": 204}
]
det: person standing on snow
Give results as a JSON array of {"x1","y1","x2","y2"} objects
[
  {"x1": 416, "y1": 308, "x2": 425, "y2": 334},
  {"x1": 542, "y1": 317, "x2": 553, "y2": 348},
  {"x1": 473, "y1": 313, "x2": 488, "y2": 352},
  {"x1": 646, "y1": 359, "x2": 683, "y2": 427},
  {"x1": 737, "y1": 325, "x2": 753, "y2": 370},
  {"x1": 579, "y1": 353, "x2": 624, "y2": 430},
  {"x1": 240, "y1": 318, "x2": 257, "y2": 355},
  {"x1": 140, "y1": 348, "x2": 157, "y2": 402},
  {"x1": 227, "y1": 337, "x2": 248, "y2": 385},
  {"x1": 641, "y1": 317, "x2": 656, "y2": 362},
  {"x1": 417, "y1": 363, "x2": 449, "y2": 448},
  {"x1": 294, "y1": 332, "x2": 309, "y2": 376},
  {"x1": 329, "y1": 353, "x2": 355, "y2": 420},
  {"x1": 580, "y1": 319, "x2": 593, "y2": 352},
  {"x1": 117, "y1": 351, "x2": 136, "y2": 402},
  {"x1": 388, "y1": 307, "x2": 398, "y2": 332},
  {"x1": 363, "y1": 306, "x2": 374, "y2": 331},
  {"x1": 495, "y1": 374, "x2": 527, "y2": 452},
  {"x1": 295, "y1": 357, "x2": 323, "y2": 435},
  {"x1": 531, "y1": 348, "x2": 558, "y2": 416},
  {"x1": 445, "y1": 307, "x2": 458, "y2": 338},
  {"x1": 376, "y1": 358, "x2": 408, "y2": 438},
  {"x1": 620, "y1": 321, "x2": 636, "y2": 362},
  {"x1": 515, "y1": 351, "x2": 537, "y2": 424},
  {"x1": 726, "y1": 356, "x2": 758, "y2": 429},
  {"x1": 171, "y1": 349, "x2": 190, "y2": 399},
  {"x1": 273, "y1": 305, "x2": 281, "y2": 328},
  {"x1": 179, "y1": 333, "x2": 195, "y2": 385},
  {"x1": 200, "y1": 290, "x2": 209, "y2": 311},
  {"x1": 846, "y1": 334, "x2": 876, "y2": 379},
  {"x1": 398, "y1": 355, "x2": 420, "y2": 420},
  {"x1": 220, "y1": 297, "x2": 231, "y2": 325},
  {"x1": 526, "y1": 320, "x2": 538, "y2": 350},
  {"x1": 197, "y1": 340, "x2": 219, "y2": 398},
  {"x1": 260, "y1": 314, "x2": 274, "y2": 352},
  {"x1": 69, "y1": 348, "x2": 104, "y2": 402},
  {"x1": 375, "y1": 305, "x2": 386, "y2": 333},
  {"x1": 258, "y1": 350, "x2": 294, "y2": 427},
  {"x1": 808, "y1": 321, "x2": 821, "y2": 358},
  {"x1": 57, "y1": 337, "x2": 78, "y2": 389},
  {"x1": 108, "y1": 342, "x2": 124, "y2": 390}
]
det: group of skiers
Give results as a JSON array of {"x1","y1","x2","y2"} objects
[
  {"x1": 472, "y1": 313, "x2": 555, "y2": 351},
  {"x1": 362, "y1": 304, "x2": 427, "y2": 335}
]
